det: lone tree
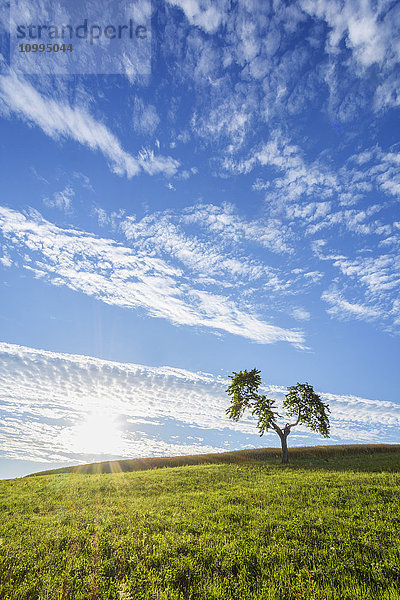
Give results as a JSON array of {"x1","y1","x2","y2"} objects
[{"x1": 226, "y1": 369, "x2": 330, "y2": 464}]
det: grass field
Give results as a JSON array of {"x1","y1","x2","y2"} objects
[{"x1": 1, "y1": 447, "x2": 399, "y2": 599}]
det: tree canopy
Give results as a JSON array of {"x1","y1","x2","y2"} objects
[{"x1": 226, "y1": 368, "x2": 330, "y2": 463}]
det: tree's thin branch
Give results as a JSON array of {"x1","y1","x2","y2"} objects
[{"x1": 286, "y1": 412, "x2": 301, "y2": 430}]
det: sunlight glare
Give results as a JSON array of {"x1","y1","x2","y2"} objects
[{"x1": 66, "y1": 410, "x2": 124, "y2": 455}]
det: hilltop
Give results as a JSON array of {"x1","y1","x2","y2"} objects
[
  {"x1": 1, "y1": 447, "x2": 399, "y2": 599},
  {"x1": 28, "y1": 443, "x2": 400, "y2": 476}
]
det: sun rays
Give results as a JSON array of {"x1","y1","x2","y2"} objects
[{"x1": 63, "y1": 410, "x2": 125, "y2": 456}]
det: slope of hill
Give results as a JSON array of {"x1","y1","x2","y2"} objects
[
  {"x1": 28, "y1": 443, "x2": 400, "y2": 476},
  {"x1": 1, "y1": 446, "x2": 399, "y2": 599}
]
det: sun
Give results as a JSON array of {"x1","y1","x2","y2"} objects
[{"x1": 65, "y1": 410, "x2": 124, "y2": 455}]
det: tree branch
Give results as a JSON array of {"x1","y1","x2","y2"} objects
[
  {"x1": 270, "y1": 421, "x2": 283, "y2": 437},
  {"x1": 286, "y1": 412, "x2": 301, "y2": 430}
]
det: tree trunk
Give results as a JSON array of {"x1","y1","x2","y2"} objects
[{"x1": 280, "y1": 433, "x2": 289, "y2": 464}]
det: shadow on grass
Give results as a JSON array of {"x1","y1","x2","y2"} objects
[{"x1": 28, "y1": 444, "x2": 400, "y2": 476}]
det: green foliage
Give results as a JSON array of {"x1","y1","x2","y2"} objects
[
  {"x1": 226, "y1": 370, "x2": 330, "y2": 441},
  {"x1": 285, "y1": 382, "x2": 330, "y2": 437},
  {"x1": 0, "y1": 452, "x2": 400, "y2": 599},
  {"x1": 225, "y1": 369, "x2": 277, "y2": 436}
]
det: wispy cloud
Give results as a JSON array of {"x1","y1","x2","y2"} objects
[
  {"x1": 182, "y1": 202, "x2": 293, "y2": 255},
  {"x1": 132, "y1": 97, "x2": 160, "y2": 136},
  {"x1": 167, "y1": 0, "x2": 229, "y2": 34},
  {"x1": 0, "y1": 342, "x2": 398, "y2": 465},
  {"x1": 300, "y1": 0, "x2": 399, "y2": 70},
  {"x1": 162, "y1": 0, "x2": 400, "y2": 155},
  {"x1": 321, "y1": 287, "x2": 381, "y2": 322},
  {"x1": 224, "y1": 133, "x2": 398, "y2": 256},
  {"x1": 0, "y1": 206, "x2": 304, "y2": 346},
  {"x1": 0, "y1": 249, "x2": 12, "y2": 268},
  {"x1": 291, "y1": 307, "x2": 311, "y2": 321},
  {"x1": 222, "y1": 132, "x2": 339, "y2": 206},
  {"x1": 43, "y1": 185, "x2": 75, "y2": 212},
  {"x1": 0, "y1": 72, "x2": 179, "y2": 178},
  {"x1": 91, "y1": 179, "x2": 400, "y2": 336},
  {"x1": 313, "y1": 238, "x2": 400, "y2": 332},
  {"x1": 332, "y1": 254, "x2": 400, "y2": 296},
  {"x1": 121, "y1": 208, "x2": 289, "y2": 284},
  {"x1": 0, "y1": 342, "x2": 231, "y2": 464}
]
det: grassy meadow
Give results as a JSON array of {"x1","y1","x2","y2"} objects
[{"x1": 0, "y1": 447, "x2": 399, "y2": 599}]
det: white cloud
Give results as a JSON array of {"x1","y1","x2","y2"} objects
[
  {"x1": 0, "y1": 249, "x2": 12, "y2": 267},
  {"x1": 163, "y1": 0, "x2": 399, "y2": 151},
  {"x1": 93, "y1": 208, "x2": 125, "y2": 231},
  {"x1": 116, "y1": 195, "x2": 400, "y2": 334},
  {"x1": 0, "y1": 206, "x2": 304, "y2": 346},
  {"x1": 132, "y1": 98, "x2": 160, "y2": 135},
  {"x1": 43, "y1": 185, "x2": 75, "y2": 212},
  {"x1": 306, "y1": 205, "x2": 385, "y2": 236},
  {"x1": 300, "y1": 0, "x2": 397, "y2": 69},
  {"x1": 222, "y1": 132, "x2": 340, "y2": 208},
  {"x1": 73, "y1": 171, "x2": 94, "y2": 192},
  {"x1": 192, "y1": 92, "x2": 255, "y2": 150},
  {"x1": 332, "y1": 254, "x2": 400, "y2": 296},
  {"x1": 162, "y1": 3, "x2": 316, "y2": 146},
  {"x1": 183, "y1": 202, "x2": 293, "y2": 254},
  {"x1": 0, "y1": 72, "x2": 179, "y2": 178},
  {"x1": 312, "y1": 237, "x2": 400, "y2": 331},
  {"x1": 0, "y1": 342, "x2": 398, "y2": 465},
  {"x1": 300, "y1": 0, "x2": 400, "y2": 113},
  {"x1": 291, "y1": 307, "x2": 311, "y2": 321},
  {"x1": 121, "y1": 209, "x2": 286, "y2": 284},
  {"x1": 321, "y1": 287, "x2": 380, "y2": 322},
  {"x1": 224, "y1": 134, "x2": 398, "y2": 255},
  {"x1": 374, "y1": 76, "x2": 400, "y2": 112},
  {"x1": 0, "y1": 343, "x2": 231, "y2": 463},
  {"x1": 167, "y1": 0, "x2": 229, "y2": 33}
]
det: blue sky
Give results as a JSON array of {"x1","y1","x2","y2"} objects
[{"x1": 0, "y1": 0, "x2": 400, "y2": 479}]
